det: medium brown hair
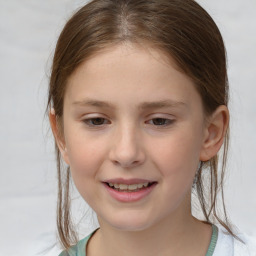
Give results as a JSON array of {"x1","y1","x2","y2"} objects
[{"x1": 47, "y1": 0, "x2": 239, "y2": 249}]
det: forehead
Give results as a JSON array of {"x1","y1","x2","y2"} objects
[
  {"x1": 69, "y1": 43, "x2": 181, "y2": 80},
  {"x1": 65, "y1": 44, "x2": 201, "y2": 110}
]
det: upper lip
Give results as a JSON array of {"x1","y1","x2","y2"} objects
[{"x1": 103, "y1": 178, "x2": 156, "y2": 185}]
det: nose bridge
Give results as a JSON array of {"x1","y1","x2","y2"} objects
[{"x1": 109, "y1": 120, "x2": 145, "y2": 168}]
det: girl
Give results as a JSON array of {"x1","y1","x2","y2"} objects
[{"x1": 47, "y1": 0, "x2": 255, "y2": 255}]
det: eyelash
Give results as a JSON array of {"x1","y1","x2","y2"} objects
[
  {"x1": 82, "y1": 117, "x2": 175, "y2": 127},
  {"x1": 147, "y1": 118, "x2": 175, "y2": 126},
  {"x1": 83, "y1": 117, "x2": 110, "y2": 127}
]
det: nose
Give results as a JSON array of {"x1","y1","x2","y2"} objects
[{"x1": 109, "y1": 124, "x2": 146, "y2": 169}]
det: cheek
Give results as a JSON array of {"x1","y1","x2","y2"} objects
[
  {"x1": 148, "y1": 132, "x2": 201, "y2": 209},
  {"x1": 64, "y1": 134, "x2": 108, "y2": 204},
  {"x1": 65, "y1": 131, "x2": 107, "y2": 180},
  {"x1": 148, "y1": 129, "x2": 202, "y2": 180}
]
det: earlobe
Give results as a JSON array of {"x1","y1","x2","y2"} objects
[
  {"x1": 200, "y1": 105, "x2": 229, "y2": 161},
  {"x1": 49, "y1": 109, "x2": 70, "y2": 165}
]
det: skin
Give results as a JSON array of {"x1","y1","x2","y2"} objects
[{"x1": 50, "y1": 44, "x2": 229, "y2": 256}]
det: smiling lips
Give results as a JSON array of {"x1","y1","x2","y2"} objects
[
  {"x1": 107, "y1": 182, "x2": 152, "y2": 192},
  {"x1": 103, "y1": 179, "x2": 157, "y2": 202}
]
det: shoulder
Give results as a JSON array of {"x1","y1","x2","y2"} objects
[
  {"x1": 234, "y1": 233, "x2": 256, "y2": 256},
  {"x1": 58, "y1": 238, "x2": 86, "y2": 256},
  {"x1": 214, "y1": 225, "x2": 256, "y2": 256},
  {"x1": 58, "y1": 229, "x2": 99, "y2": 256}
]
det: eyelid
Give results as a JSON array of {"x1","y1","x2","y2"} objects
[
  {"x1": 145, "y1": 114, "x2": 176, "y2": 127},
  {"x1": 81, "y1": 113, "x2": 109, "y2": 120},
  {"x1": 146, "y1": 118, "x2": 175, "y2": 126},
  {"x1": 80, "y1": 113, "x2": 175, "y2": 128},
  {"x1": 81, "y1": 114, "x2": 111, "y2": 127},
  {"x1": 146, "y1": 113, "x2": 175, "y2": 121}
]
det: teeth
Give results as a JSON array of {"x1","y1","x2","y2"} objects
[
  {"x1": 137, "y1": 184, "x2": 143, "y2": 188},
  {"x1": 128, "y1": 184, "x2": 137, "y2": 190},
  {"x1": 108, "y1": 182, "x2": 150, "y2": 191},
  {"x1": 119, "y1": 184, "x2": 128, "y2": 190}
]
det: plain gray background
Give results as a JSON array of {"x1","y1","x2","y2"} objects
[{"x1": 0, "y1": 1, "x2": 255, "y2": 255}]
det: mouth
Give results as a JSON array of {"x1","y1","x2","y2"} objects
[
  {"x1": 102, "y1": 178, "x2": 158, "y2": 202},
  {"x1": 105, "y1": 182, "x2": 157, "y2": 192}
]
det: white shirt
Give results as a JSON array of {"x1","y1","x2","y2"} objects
[{"x1": 213, "y1": 226, "x2": 256, "y2": 256}]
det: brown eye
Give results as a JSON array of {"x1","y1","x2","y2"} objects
[
  {"x1": 91, "y1": 118, "x2": 106, "y2": 125},
  {"x1": 84, "y1": 118, "x2": 109, "y2": 126},
  {"x1": 152, "y1": 118, "x2": 170, "y2": 126}
]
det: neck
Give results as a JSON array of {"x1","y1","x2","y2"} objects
[{"x1": 87, "y1": 211, "x2": 212, "y2": 256}]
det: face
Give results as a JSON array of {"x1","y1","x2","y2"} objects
[{"x1": 58, "y1": 44, "x2": 208, "y2": 232}]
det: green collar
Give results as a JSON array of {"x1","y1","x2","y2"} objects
[
  {"x1": 60, "y1": 224, "x2": 218, "y2": 256},
  {"x1": 206, "y1": 224, "x2": 218, "y2": 256}
]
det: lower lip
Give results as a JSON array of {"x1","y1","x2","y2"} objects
[{"x1": 103, "y1": 183, "x2": 157, "y2": 202}]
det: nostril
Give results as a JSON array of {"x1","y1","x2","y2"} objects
[
  {"x1": 112, "y1": 159, "x2": 139, "y2": 168},
  {"x1": 109, "y1": 143, "x2": 146, "y2": 168}
]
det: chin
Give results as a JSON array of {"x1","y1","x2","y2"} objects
[{"x1": 101, "y1": 211, "x2": 154, "y2": 232}]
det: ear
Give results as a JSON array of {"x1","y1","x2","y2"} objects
[
  {"x1": 49, "y1": 108, "x2": 70, "y2": 165},
  {"x1": 200, "y1": 105, "x2": 229, "y2": 161}
]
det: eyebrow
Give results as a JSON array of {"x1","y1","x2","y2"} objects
[
  {"x1": 72, "y1": 98, "x2": 187, "y2": 110},
  {"x1": 139, "y1": 100, "x2": 186, "y2": 110}
]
